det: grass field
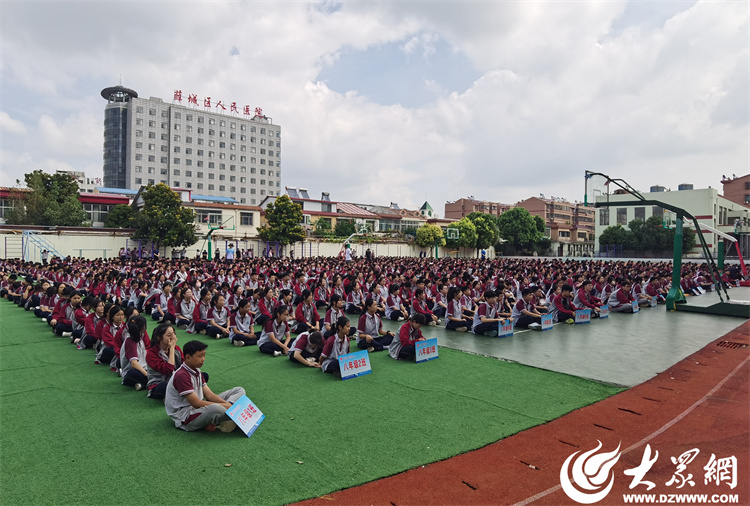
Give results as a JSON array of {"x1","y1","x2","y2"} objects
[{"x1": 0, "y1": 300, "x2": 624, "y2": 506}]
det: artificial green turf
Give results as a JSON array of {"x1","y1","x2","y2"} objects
[{"x1": 0, "y1": 300, "x2": 624, "y2": 506}]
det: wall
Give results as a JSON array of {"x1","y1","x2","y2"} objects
[{"x1": 0, "y1": 227, "x2": 495, "y2": 261}]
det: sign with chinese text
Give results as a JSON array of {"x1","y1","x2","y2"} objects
[
  {"x1": 415, "y1": 338, "x2": 438, "y2": 363},
  {"x1": 599, "y1": 304, "x2": 609, "y2": 319},
  {"x1": 338, "y1": 350, "x2": 372, "y2": 380},
  {"x1": 575, "y1": 309, "x2": 591, "y2": 324},
  {"x1": 541, "y1": 313, "x2": 554, "y2": 331},
  {"x1": 632, "y1": 300, "x2": 639, "y2": 313},
  {"x1": 226, "y1": 395, "x2": 265, "y2": 438},
  {"x1": 497, "y1": 320, "x2": 514, "y2": 338}
]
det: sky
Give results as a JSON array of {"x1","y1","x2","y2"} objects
[{"x1": 1, "y1": 1, "x2": 748, "y2": 215}]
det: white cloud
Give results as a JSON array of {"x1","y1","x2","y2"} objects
[
  {"x1": 0, "y1": 0, "x2": 747, "y2": 215},
  {"x1": 0, "y1": 111, "x2": 27, "y2": 134}
]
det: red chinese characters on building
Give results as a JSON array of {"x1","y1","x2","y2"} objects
[
  {"x1": 216, "y1": 100, "x2": 226, "y2": 111},
  {"x1": 255, "y1": 107, "x2": 264, "y2": 117},
  {"x1": 230, "y1": 102, "x2": 238, "y2": 113},
  {"x1": 244, "y1": 105, "x2": 251, "y2": 116},
  {"x1": 173, "y1": 90, "x2": 182, "y2": 103},
  {"x1": 204, "y1": 97, "x2": 211, "y2": 108},
  {"x1": 188, "y1": 94, "x2": 198, "y2": 106}
]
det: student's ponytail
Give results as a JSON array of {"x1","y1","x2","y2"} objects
[
  {"x1": 334, "y1": 315, "x2": 350, "y2": 332},
  {"x1": 127, "y1": 315, "x2": 147, "y2": 344}
]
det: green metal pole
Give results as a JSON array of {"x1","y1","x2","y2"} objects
[
  {"x1": 207, "y1": 235, "x2": 213, "y2": 261},
  {"x1": 666, "y1": 216, "x2": 687, "y2": 310},
  {"x1": 718, "y1": 241, "x2": 725, "y2": 270}
]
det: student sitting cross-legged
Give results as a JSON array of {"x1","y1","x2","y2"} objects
[
  {"x1": 356, "y1": 297, "x2": 395, "y2": 352},
  {"x1": 389, "y1": 313, "x2": 427, "y2": 361},
  {"x1": 164, "y1": 340, "x2": 245, "y2": 433},
  {"x1": 511, "y1": 288, "x2": 544, "y2": 328}
]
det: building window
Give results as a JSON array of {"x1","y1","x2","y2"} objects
[
  {"x1": 196, "y1": 210, "x2": 222, "y2": 225},
  {"x1": 173, "y1": 146, "x2": 180, "y2": 153},
  {"x1": 174, "y1": 181, "x2": 180, "y2": 187},
  {"x1": 185, "y1": 182, "x2": 192, "y2": 189},
  {"x1": 208, "y1": 173, "x2": 214, "y2": 179},
  {"x1": 219, "y1": 185, "x2": 225, "y2": 192},
  {"x1": 599, "y1": 208, "x2": 609, "y2": 226},
  {"x1": 135, "y1": 178, "x2": 142, "y2": 185},
  {"x1": 634, "y1": 207, "x2": 645, "y2": 222},
  {"x1": 219, "y1": 175, "x2": 225, "y2": 181},
  {"x1": 197, "y1": 183, "x2": 203, "y2": 189},
  {"x1": 616, "y1": 208, "x2": 628, "y2": 226},
  {"x1": 240, "y1": 187, "x2": 246, "y2": 193},
  {"x1": 149, "y1": 108, "x2": 156, "y2": 116},
  {"x1": 173, "y1": 158, "x2": 180, "y2": 165},
  {"x1": 240, "y1": 212, "x2": 254, "y2": 226},
  {"x1": 230, "y1": 186, "x2": 236, "y2": 193},
  {"x1": 197, "y1": 172, "x2": 203, "y2": 178},
  {"x1": 197, "y1": 161, "x2": 203, "y2": 167},
  {"x1": 185, "y1": 159, "x2": 192, "y2": 166}
]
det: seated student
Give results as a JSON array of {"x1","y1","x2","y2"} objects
[
  {"x1": 314, "y1": 279, "x2": 330, "y2": 308},
  {"x1": 51, "y1": 286, "x2": 76, "y2": 337},
  {"x1": 151, "y1": 282, "x2": 174, "y2": 323},
  {"x1": 229, "y1": 298, "x2": 257, "y2": 347},
  {"x1": 164, "y1": 340, "x2": 245, "y2": 433},
  {"x1": 71, "y1": 295, "x2": 94, "y2": 344},
  {"x1": 192, "y1": 288, "x2": 212, "y2": 335},
  {"x1": 356, "y1": 297, "x2": 396, "y2": 352},
  {"x1": 389, "y1": 313, "x2": 427, "y2": 361},
  {"x1": 549, "y1": 284, "x2": 576, "y2": 323},
  {"x1": 445, "y1": 286, "x2": 473, "y2": 331},
  {"x1": 292, "y1": 271, "x2": 308, "y2": 306},
  {"x1": 345, "y1": 281, "x2": 366, "y2": 314},
  {"x1": 120, "y1": 315, "x2": 151, "y2": 390},
  {"x1": 96, "y1": 305, "x2": 125, "y2": 370},
  {"x1": 460, "y1": 286, "x2": 476, "y2": 318},
  {"x1": 146, "y1": 323, "x2": 188, "y2": 400},
  {"x1": 287, "y1": 330, "x2": 323, "y2": 367},
  {"x1": 79, "y1": 298, "x2": 105, "y2": 350},
  {"x1": 531, "y1": 287, "x2": 549, "y2": 314},
  {"x1": 176, "y1": 287, "x2": 196, "y2": 331},
  {"x1": 294, "y1": 289, "x2": 320, "y2": 334},
  {"x1": 255, "y1": 287, "x2": 274, "y2": 327},
  {"x1": 206, "y1": 293, "x2": 230, "y2": 339},
  {"x1": 511, "y1": 288, "x2": 544, "y2": 328},
  {"x1": 385, "y1": 284, "x2": 408, "y2": 322},
  {"x1": 323, "y1": 294, "x2": 355, "y2": 338},
  {"x1": 19, "y1": 276, "x2": 35, "y2": 309},
  {"x1": 257, "y1": 305, "x2": 293, "y2": 356},
  {"x1": 573, "y1": 280, "x2": 602, "y2": 317},
  {"x1": 431, "y1": 283, "x2": 449, "y2": 319},
  {"x1": 630, "y1": 276, "x2": 653, "y2": 307},
  {"x1": 33, "y1": 282, "x2": 53, "y2": 318},
  {"x1": 645, "y1": 277, "x2": 666, "y2": 303},
  {"x1": 408, "y1": 288, "x2": 438, "y2": 326},
  {"x1": 471, "y1": 290, "x2": 511, "y2": 336},
  {"x1": 320, "y1": 316, "x2": 352, "y2": 375},
  {"x1": 608, "y1": 280, "x2": 636, "y2": 313}
]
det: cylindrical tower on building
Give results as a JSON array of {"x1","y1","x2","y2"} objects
[{"x1": 101, "y1": 85, "x2": 138, "y2": 188}]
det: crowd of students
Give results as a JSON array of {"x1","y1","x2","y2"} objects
[{"x1": 1, "y1": 254, "x2": 741, "y2": 433}]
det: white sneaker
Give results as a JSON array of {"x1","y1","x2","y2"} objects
[
  {"x1": 41, "y1": 318, "x2": 47, "y2": 322},
  {"x1": 455, "y1": 326, "x2": 467, "y2": 332},
  {"x1": 233, "y1": 340, "x2": 245, "y2": 347},
  {"x1": 218, "y1": 420, "x2": 237, "y2": 433},
  {"x1": 134, "y1": 383, "x2": 144, "y2": 391},
  {"x1": 272, "y1": 350, "x2": 282, "y2": 357},
  {"x1": 62, "y1": 331, "x2": 72, "y2": 338},
  {"x1": 428, "y1": 321, "x2": 437, "y2": 326},
  {"x1": 367, "y1": 346, "x2": 375, "y2": 352},
  {"x1": 397, "y1": 317, "x2": 404, "y2": 322}
]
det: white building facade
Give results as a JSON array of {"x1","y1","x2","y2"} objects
[
  {"x1": 102, "y1": 86, "x2": 282, "y2": 206},
  {"x1": 594, "y1": 187, "x2": 749, "y2": 256}
]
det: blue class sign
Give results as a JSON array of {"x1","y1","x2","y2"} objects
[
  {"x1": 497, "y1": 319, "x2": 514, "y2": 338},
  {"x1": 541, "y1": 313, "x2": 554, "y2": 331},
  {"x1": 415, "y1": 338, "x2": 439, "y2": 363},
  {"x1": 338, "y1": 350, "x2": 372, "y2": 380},
  {"x1": 226, "y1": 395, "x2": 265, "y2": 438},
  {"x1": 599, "y1": 304, "x2": 609, "y2": 319},
  {"x1": 632, "y1": 300, "x2": 640, "y2": 313},
  {"x1": 575, "y1": 309, "x2": 591, "y2": 324}
]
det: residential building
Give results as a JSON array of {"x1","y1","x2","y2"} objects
[
  {"x1": 101, "y1": 85, "x2": 281, "y2": 206},
  {"x1": 444, "y1": 197, "x2": 511, "y2": 220},
  {"x1": 514, "y1": 196, "x2": 595, "y2": 256},
  {"x1": 594, "y1": 185, "x2": 749, "y2": 256},
  {"x1": 55, "y1": 169, "x2": 101, "y2": 194},
  {"x1": 721, "y1": 174, "x2": 750, "y2": 207}
]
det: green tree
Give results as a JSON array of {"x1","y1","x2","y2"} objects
[
  {"x1": 5, "y1": 170, "x2": 86, "y2": 226},
  {"x1": 495, "y1": 207, "x2": 542, "y2": 253},
  {"x1": 258, "y1": 194, "x2": 305, "y2": 245},
  {"x1": 598, "y1": 224, "x2": 634, "y2": 247},
  {"x1": 132, "y1": 183, "x2": 197, "y2": 249},
  {"x1": 334, "y1": 219, "x2": 356, "y2": 238},
  {"x1": 466, "y1": 212, "x2": 500, "y2": 252},
  {"x1": 104, "y1": 204, "x2": 136, "y2": 228},
  {"x1": 445, "y1": 217, "x2": 477, "y2": 249},
  {"x1": 416, "y1": 224, "x2": 446, "y2": 254},
  {"x1": 313, "y1": 217, "x2": 333, "y2": 238}
]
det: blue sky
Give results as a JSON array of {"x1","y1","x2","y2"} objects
[{"x1": 1, "y1": 1, "x2": 747, "y2": 213}]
